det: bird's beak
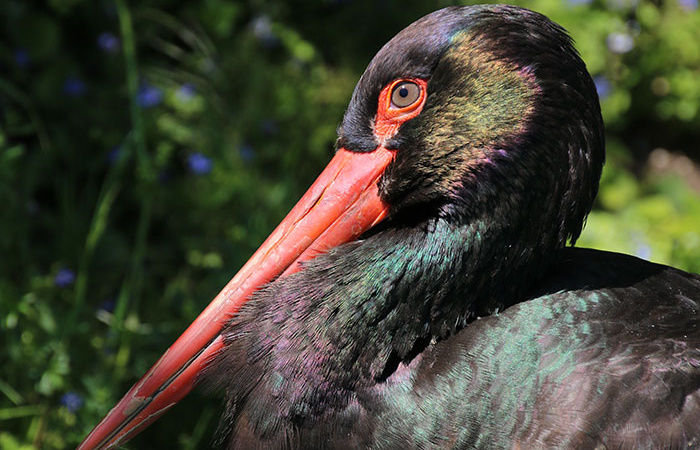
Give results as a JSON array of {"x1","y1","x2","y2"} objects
[{"x1": 79, "y1": 147, "x2": 395, "y2": 450}]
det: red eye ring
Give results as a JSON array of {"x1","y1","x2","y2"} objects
[{"x1": 374, "y1": 78, "x2": 428, "y2": 144}]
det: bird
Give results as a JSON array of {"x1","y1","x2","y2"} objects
[{"x1": 80, "y1": 4, "x2": 700, "y2": 449}]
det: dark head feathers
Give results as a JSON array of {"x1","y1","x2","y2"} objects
[{"x1": 338, "y1": 4, "x2": 604, "y2": 247}]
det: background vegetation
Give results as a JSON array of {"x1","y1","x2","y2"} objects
[{"x1": 1, "y1": 0, "x2": 699, "y2": 448}]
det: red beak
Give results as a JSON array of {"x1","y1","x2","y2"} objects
[{"x1": 78, "y1": 147, "x2": 395, "y2": 450}]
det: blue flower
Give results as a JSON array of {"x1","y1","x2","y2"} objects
[
  {"x1": 55, "y1": 268, "x2": 76, "y2": 287},
  {"x1": 137, "y1": 83, "x2": 163, "y2": 108},
  {"x1": 107, "y1": 145, "x2": 123, "y2": 164},
  {"x1": 98, "y1": 298, "x2": 116, "y2": 313},
  {"x1": 260, "y1": 119, "x2": 278, "y2": 136},
  {"x1": 14, "y1": 48, "x2": 29, "y2": 68},
  {"x1": 679, "y1": 0, "x2": 698, "y2": 10},
  {"x1": 97, "y1": 32, "x2": 120, "y2": 53},
  {"x1": 635, "y1": 244, "x2": 652, "y2": 260},
  {"x1": 593, "y1": 76, "x2": 612, "y2": 99},
  {"x1": 187, "y1": 153, "x2": 213, "y2": 175},
  {"x1": 251, "y1": 15, "x2": 279, "y2": 48},
  {"x1": 63, "y1": 77, "x2": 87, "y2": 97},
  {"x1": 60, "y1": 391, "x2": 83, "y2": 413},
  {"x1": 607, "y1": 32, "x2": 634, "y2": 54},
  {"x1": 239, "y1": 144, "x2": 255, "y2": 162},
  {"x1": 176, "y1": 83, "x2": 196, "y2": 101}
]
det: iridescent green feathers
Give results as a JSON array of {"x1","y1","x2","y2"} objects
[{"x1": 364, "y1": 249, "x2": 700, "y2": 449}]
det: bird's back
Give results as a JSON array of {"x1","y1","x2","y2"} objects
[{"x1": 358, "y1": 248, "x2": 700, "y2": 449}]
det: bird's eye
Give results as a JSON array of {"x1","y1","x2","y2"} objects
[
  {"x1": 374, "y1": 78, "x2": 427, "y2": 142},
  {"x1": 390, "y1": 81, "x2": 422, "y2": 109}
]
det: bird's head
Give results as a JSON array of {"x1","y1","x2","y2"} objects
[
  {"x1": 79, "y1": 5, "x2": 604, "y2": 449},
  {"x1": 340, "y1": 5, "x2": 603, "y2": 247}
]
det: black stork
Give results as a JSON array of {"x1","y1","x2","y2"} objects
[{"x1": 80, "y1": 5, "x2": 700, "y2": 449}]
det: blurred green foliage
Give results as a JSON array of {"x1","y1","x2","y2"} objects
[{"x1": 0, "y1": 0, "x2": 699, "y2": 448}]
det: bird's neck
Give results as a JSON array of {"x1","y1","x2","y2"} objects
[
  {"x1": 210, "y1": 210, "x2": 561, "y2": 431},
  {"x1": 268, "y1": 211, "x2": 557, "y2": 385}
]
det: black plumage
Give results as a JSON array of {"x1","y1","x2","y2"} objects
[{"x1": 204, "y1": 5, "x2": 700, "y2": 449}]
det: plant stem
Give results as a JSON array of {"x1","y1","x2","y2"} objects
[{"x1": 112, "y1": 0, "x2": 154, "y2": 346}]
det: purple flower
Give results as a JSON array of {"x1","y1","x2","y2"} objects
[
  {"x1": 97, "y1": 32, "x2": 120, "y2": 53},
  {"x1": 60, "y1": 391, "x2": 83, "y2": 413},
  {"x1": 63, "y1": 77, "x2": 86, "y2": 97},
  {"x1": 251, "y1": 15, "x2": 279, "y2": 48},
  {"x1": 14, "y1": 48, "x2": 29, "y2": 68},
  {"x1": 607, "y1": 32, "x2": 634, "y2": 54},
  {"x1": 260, "y1": 119, "x2": 278, "y2": 136},
  {"x1": 137, "y1": 83, "x2": 163, "y2": 108},
  {"x1": 239, "y1": 143, "x2": 255, "y2": 162},
  {"x1": 593, "y1": 76, "x2": 612, "y2": 99},
  {"x1": 107, "y1": 145, "x2": 123, "y2": 164},
  {"x1": 176, "y1": 83, "x2": 196, "y2": 101},
  {"x1": 55, "y1": 268, "x2": 76, "y2": 287},
  {"x1": 635, "y1": 244, "x2": 651, "y2": 260},
  {"x1": 98, "y1": 298, "x2": 115, "y2": 313},
  {"x1": 187, "y1": 153, "x2": 213, "y2": 175},
  {"x1": 679, "y1": 0, "x2": 698, "y2": 10}
]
